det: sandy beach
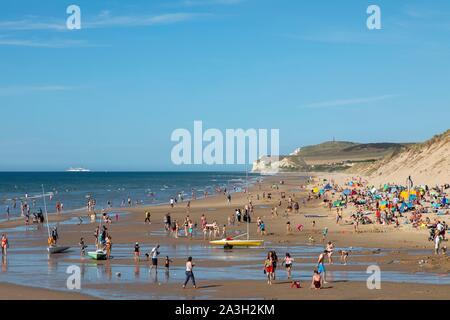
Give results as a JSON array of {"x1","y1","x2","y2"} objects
[{"x1": 0, "y1": 173, "x2": 449, "y2": 299}]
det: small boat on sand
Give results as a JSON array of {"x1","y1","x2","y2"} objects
[
  {"x1": 210, "y1": 238, "x2": 264, "y2": 248},
  {"x1": 88, "y1": 249, "x2": 107, "y2": 260},
  {"x1": 47, "y1": 245, "x2": 71, "y2": 254},
  {"x1": 42, "y1": 185, "x2": 71, "y2": 255}
]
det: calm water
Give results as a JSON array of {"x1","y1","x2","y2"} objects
[{"x1": 0, "y1": 172, "x2": 260, "y2": 219}]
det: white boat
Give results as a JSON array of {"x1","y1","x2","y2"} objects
[
  {"x1": 42, "y1": 185, "x2": 71, "y2": 254},
  {"x1": 47, "y1": 246, "x2": 70, "y2": 254},
  {"x1": 66, "y1": 167, "x2": 91, "y2": 172}
]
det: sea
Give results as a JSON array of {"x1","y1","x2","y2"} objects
[{"x1": 0, "y1": 172, "x2": 261, "y2": 220}]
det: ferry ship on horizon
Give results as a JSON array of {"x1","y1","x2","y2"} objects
[{"x1": 66, "y1": 167, "x2": 91, "y2": 172}]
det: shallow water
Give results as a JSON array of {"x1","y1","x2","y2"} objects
[{"x1": 0, "y1": 172, "x2": 260, "y2": 219}]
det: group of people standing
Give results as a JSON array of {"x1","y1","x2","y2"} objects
[{"x1": 263, "y1": 241, "x2": 349, "y2": 290}]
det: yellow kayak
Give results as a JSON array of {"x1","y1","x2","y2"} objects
[{"x1": 209, "y1": 239, "x2": 264, "y2": 247}]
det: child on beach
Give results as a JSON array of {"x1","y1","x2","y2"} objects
[
  {"x1": 286, "y1": 221, "x2": 292, "y2": 234},
  {"x1": 310, "y1": 270, "x2": 322, "y2": 290},
  {"x1": 260, "y1": 221, "x2": 266, "y2": 236},
  {"x1": 322, "y1": 227, "x2": 328, "y2": 242},
  {"x1": 339, "y1": 250, "x2": 349, "y2": 265},
  {"x1": 164, "y1": 256, "x2": 173, "y2": 271},
  {"x1": 134, "y1": 242, "x2": 140, "y2": 262},
  {"x1": 282, "y1": 253, "x2": 294, "y2": 279},
  {"x1": 79, "y1": 237, "x2": 87, "y2": 256}
]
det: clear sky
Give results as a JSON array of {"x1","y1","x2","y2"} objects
[{"x1": 1, "y1": 0, "x2": 449, "y2": 171}]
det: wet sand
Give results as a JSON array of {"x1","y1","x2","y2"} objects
[
  {"x1": 0, "y1": 282, "x2": 95, "y2": 300},
  {"x1": 84, "y1": 280, "x2": 450, "y2": 300}
]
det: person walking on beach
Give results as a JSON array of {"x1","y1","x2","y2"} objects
[
  {"x1": 51, "y1": 227, "x2": 59, "y2": 245},
  {"x1": 134, "y1": 242, "x2": 140, "y2": 262},
  {"x1": 144, "y1": 211, "x2": 151, "y2": 224},
  {"x1": 264, "y1": 252, "x2": 274, "y2": 285},
  {"x1": 235, "y1": 209, "x2": 241, "y2": 223},
  {"x1": 260, "y1": 220, "x2": 267, "y2": 236},
  {"x1": 150, "y1": 245, "x2": 160, "y2": 271},
  {"x1": 183, "y1": 256, "x2": 197, "y2": 289},
  {"x1": 174, "y1": 220, "x2": 180, "y2": 238},
  {"x1": 435, "y1": 233, "x2": 443, "y2": 255},
  {"x1": 164, "y1": 256, "x2": 173, "y2": 272},
  {"x1": 317, "y1": 251, "x2": 328, "y2": 286},
  {"x1": 105, "y1": 235, "x2": 112, "y2": 259},
  {"x1": 271, "y1": 251, "x2": 279, "y2": 280},
  {"x1": 326, "y1": 241, "x2": 334, "y2": 265},
  {"x1": 1, "y1": 234, "x2": 9, "y2": 257},
  {"x1": 164, "y1": 213, "x2": 171, "y2": 232},
  {"x1": 79, "y1": 237, "x2": 87, "y2": 256},
  {"x1": 183, "y1": 217, "x2": 189, "y2": 237},
  {"x1": 282, "y1": 253, "x2": 294, "y2": 279},
  {"x1": 322, "y1": 227, "x2": 328, "y2": 242},
  {"x1": 5, "y1": 206, "x2": 9, "y2": 220}
]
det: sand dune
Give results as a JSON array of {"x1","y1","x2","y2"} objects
[{"x1": 353, "y1": 130, "x2": 449, "y2": 186}]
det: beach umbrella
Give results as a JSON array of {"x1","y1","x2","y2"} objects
[
  {"x1": 313, "y1": 187, "x2": 319, "y2": 194},
  {"x1": 400, "y1": 191, "x2": 409, "y2": 200},
  {"x1": 333, "y1": 201, "x2": 343, "y2": 207},
  {"x1": 343, "y1": 189, "x2": 351, "y2": 196}
]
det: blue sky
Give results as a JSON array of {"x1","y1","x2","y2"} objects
[{"x1": 0, "y1": 0, "x2": 449, "y2": 171}]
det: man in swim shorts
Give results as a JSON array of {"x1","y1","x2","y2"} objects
[
  {"x1": 317, "y1": 250, "x2": 328, "y2": 285},
  {"x1": 150, "y1": 244, "x2": 160, "y2": 271}
]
